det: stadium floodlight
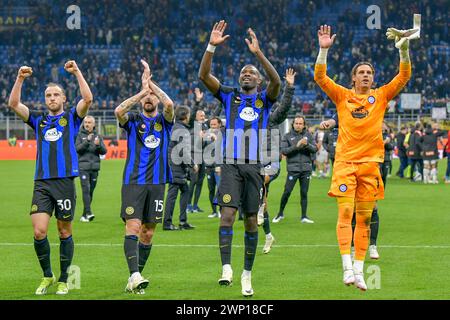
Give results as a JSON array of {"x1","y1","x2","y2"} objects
[{"x1": 386, "y1": 14, "x2": 421, "y2": 49}]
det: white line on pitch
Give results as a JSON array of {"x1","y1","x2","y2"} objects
[{"x1": 0, "y1": 243, "x2": 450, "y2": 249}]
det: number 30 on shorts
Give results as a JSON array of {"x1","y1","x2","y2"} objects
[{"x1": 57, "y1": 199, "x2": 72, "y2": 211}]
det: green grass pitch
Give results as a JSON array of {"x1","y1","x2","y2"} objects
[{"x1": 0, "y1": 159, "x2": 449, "y2": 300}]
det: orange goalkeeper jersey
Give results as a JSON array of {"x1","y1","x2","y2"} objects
[{"x1": 314, "y1": 62, "x2": 411, "y2": 163}]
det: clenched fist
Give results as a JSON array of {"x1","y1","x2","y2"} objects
[
  {"x1": 64, "y1": 60, "x2": 79, "y2": 74},
  {"x1": 18, "y1": 66, "x2": 33, "y2": 79}
]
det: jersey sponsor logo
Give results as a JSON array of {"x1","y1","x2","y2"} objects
[
  {"x1": 154, "y1": 123, "x2": 162, "y2": 132},
  {"x1": 339, "y1": 184, "x2": 347, "y2": 192},
  {"x1": 368, "y1": 96, "x2": 376, "y2": 104},
  {"x1": 255, "y1": 99, "x2": 264, "y2": 109},
  {"x1": 31, "y1": 204, "x2": 38, "y2": 212},
  {"x1": 239, "y1": 107, "x2": 259, "y2": 122},
  {"x1": 144, "y1": 135, "x2": 161, "y2": 149},
  {"x1": 58, "y1": 118, "x2": 68, "y2": 127},
  {"x1": 223, "y1": 194, "x2": 231, "y2": 204},
  {"x1": 351, "y1": 106, "x2": 369, "y2": 119},
  {"x1": 125, "y1": 206, "x2": 135, "y2": 215},
  {"x1": 44, "y1": 127, "x2": 63, "y2": 142}
]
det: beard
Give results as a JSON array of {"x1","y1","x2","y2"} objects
[
  {"x1": 240, "y1": 82, "x2": 256, "y2": 91},
  {"x1": 144, "y1": 103, "x2": 157, "y2": 113}
]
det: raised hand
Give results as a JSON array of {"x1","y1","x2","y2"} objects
[
  {"x1": 245, "y1": 28, "x2": 261, "y2": 54},
  {"x1": 285, "y1": 68, "x2": 297, "y2": 86},
  {"x1": 64, "y1": 60, "x2": 79, "y2": 74},
  {"x1": 317, "y1": 25, "x2": 336, "y2": 49},
  {"x1": 194, "y1": 87, "x2": 204, "y2": 102},
  {"x1": 140, "y1": 59, "x2": 152, "y2": 89},
  {"x1": 18, "y1": 66, "x2": 33, "y2": 79},
  {"x1": 209, "y1": 20, "x2": 230, "y2": 46},
  {"x1": 141, "y1": 59, "x2": 152, "y2": 78}
]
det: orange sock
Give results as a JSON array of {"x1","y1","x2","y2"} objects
[
  {"x1": 336, "y1": 197, "x2": 355, "y2": 255},
  {"x1": 354, "y1": 201, "x2": 375, "y2": 261}
]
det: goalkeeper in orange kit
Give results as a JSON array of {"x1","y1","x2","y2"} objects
[{"x1": 314, "y1": 24, "x2": 412, "y2": 291}]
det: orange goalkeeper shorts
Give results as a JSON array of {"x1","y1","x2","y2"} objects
[{"x1": 328, "y1": 161, "x2": 384, "y2": 201}]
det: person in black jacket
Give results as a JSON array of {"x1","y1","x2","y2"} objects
[
  {"x1": 76, "y1": 115, "x2": 107, "y2": 222},
  {"x1": 258, "y1": 68, "x2": 296, "y2": 253},
  {"x1": 421, "y1": 124, "x2": 442, "y2": 184},
  {"x1": 380, "y1": 122, "x2": 394, "y2": 186},
  {"x1": 272, "y1": 114, "x2": 317, "y2": 223},
  {"x1": 395, "y1": 126, "x2": 408, "y2": 178},
  {"x1": 407, "y1": 122, "x2": 424, "y2": 182},
  {"x1": 187, "y1": 88, "x2": 222, "y2": 213},
  {"x1": 163, "y1": 106, "x2": 196, "y2": 230}
]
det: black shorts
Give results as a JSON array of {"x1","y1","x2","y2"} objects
[
  {"x1": 217, "y1": 164, "x2": 264, "y2": 213},
  {"x1": 121, "y1": 184, "x2": 165, "y2": 223},
  {"x1": 30, "y1": 178, "x2": 76, "y2": 221}
]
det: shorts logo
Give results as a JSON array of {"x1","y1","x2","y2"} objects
[
  {"x1": 289, "y1": 176, "x2": 293, "y2": 180},
  {"x1": 207, "y1": 175, "x2": 211, "y2": 179},
  {"x1": 82, "y1": 175, "x2": 86, "y2": 179},
  {"x1": 339, "y1": 184, "x2": 348, "y2": 192},
  {"x1": 223, "y1": 194, "x2": 231, "y2": 204},
  {"x1": 351, "y1": 106, "x2": 369, "y2": 119},
  {"x1": 154, "y1": 123, "x2": 162, "y2": 132},
  {"x1": 31, "y1": 204, "x2": 38, "y2": 212},
  {"x1": 260, "y1": 188, "x2": 263, "y2": 199},
  {"x1": 368, "y1": 96, "x2": 376, "y2": 104},
  {"x1": 58, "y1": 118, "x2": 68, "y2": 127},
  {"x1": 255, "y1": 99, "x2": 264, "y2": 109},
  {"x1": 125, "y1": 207, "x2": 135, "y2": 215}
]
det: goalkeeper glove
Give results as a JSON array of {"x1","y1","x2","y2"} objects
[{"x1": 386, "y1": 27, "x2": 419, "y2": 49}]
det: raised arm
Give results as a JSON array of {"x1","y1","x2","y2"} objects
[
  {"x1": 313, "y1": 25, "x2": 346, "y2": 105},
  {"x1": 65, "y1": 61, "x2": 93, "y2": 118},
  {"x1": 198, "y1": 20, "x2": 230, "y2": 95},
  {"x1": 270, "y1": 68, "x2": 296, "y2": 125},
  {"x1": 380, "y1": 35, "x2": 412, "y2": 101},
  {"x1": 114, "y1": 90, "x2": 148, "y2": 126},
  {"x1": 141, "y1": 59, "x2": 174, "y2": 122},
  {"x1": 8, "y1": 66, "x2": 32, "y2": 122},
  {"x1": 245, "y1": 28, "x2": 281, "y2": 101},
  {"x1": 189, "y1": 88, "x2": 205, "y2": 127}
]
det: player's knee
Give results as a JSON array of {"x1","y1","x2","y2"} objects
[
  {"x1": 220, "y1": 207, "x2": 236, "y2": 226},
  {"x1": 33, "y1": 228, "x2": 47, "y2": 240},
  {"x1": 244, "y1": 215, "x2": 257, "y2": 232},
  {"x1": 140, "y1": 225, "x2": 155, "y2": 243},
  {"x1": 125, "y1": 219, "x2": 141, "y2": 235}
]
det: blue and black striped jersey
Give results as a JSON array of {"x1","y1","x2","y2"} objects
[
  {"x1": 120, "y1": 112, "x2": 173, "y2": 185},
  {"x1": 25, "y1": 107, "x2": 83, "y2": 180},
  {"x1": 214, "y1": 86, "x2": 275, "y2": 163}
]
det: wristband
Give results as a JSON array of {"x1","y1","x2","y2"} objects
[{"x1": 206, "y1": 44, "x2": 216, "y2": 53}]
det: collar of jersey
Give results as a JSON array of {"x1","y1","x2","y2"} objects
[
  {"x1": 46, "y1": 111, "x2": 65, "y2": 119},
  {"x1": 140, "y1": 112, "x2": 158, "y2": 121}
]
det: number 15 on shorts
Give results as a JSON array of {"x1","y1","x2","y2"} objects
[{"x1": 154, "y1": 200, "x2": 163, "y2": 212}]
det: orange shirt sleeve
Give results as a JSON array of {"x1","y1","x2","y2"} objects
[
  {"x1": 379, "y1": 62, "x2": 412, "y2": 103},
  {"x1": 314, "y1": 64, "x2": 347, "y2": 106}
]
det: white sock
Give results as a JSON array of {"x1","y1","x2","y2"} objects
[
  {"x1": 242, "y1": 270, "x2": 251, "y2": 278},
  {"x1": 353, "y1": 260, "x2": 364, "y2": 275},
  {"x1": 341, "y1": 254, "x2": 352, "y2": 271},
  {"x1": 423, "y1": 168, "x2": 430, "y2": 182},
  {"x1": 431, "y1": 168, "x2": 437, "y2": 182},
  {"x1": 223, "y1": 264, "x2": 232, "y2": 272},
  {"x1": 266, "y1": 233, "x2": 272, "y2": 239}
]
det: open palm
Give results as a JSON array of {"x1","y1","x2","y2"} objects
[
  {"x1": 318, "y1": 25, "x2": 336, "y2": 49},
  {"x1": 209, "y1": 20, "x2": 230, "y2": 46}
]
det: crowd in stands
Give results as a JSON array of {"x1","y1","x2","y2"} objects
[{"x1": 0, "y1": 0, "x2": 448, "y2": 118}]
